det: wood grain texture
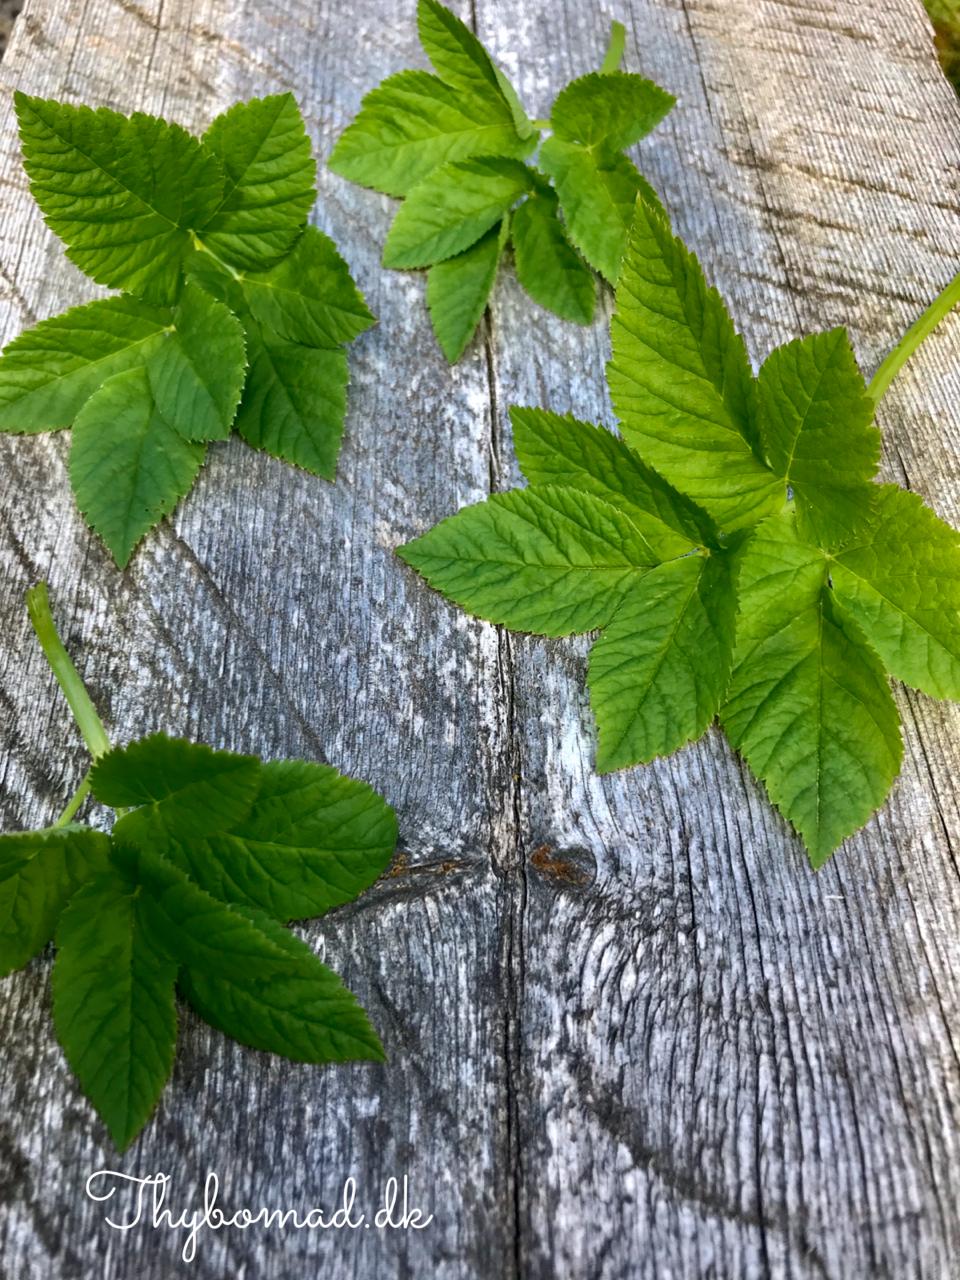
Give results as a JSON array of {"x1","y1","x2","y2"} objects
[{"x1": 0, "y1": 0, "x2": 958, "y2": 1277}]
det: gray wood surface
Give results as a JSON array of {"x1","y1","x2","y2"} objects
[{"x1": 0, "y1": 0, "x2": 959, "y2": 1276}]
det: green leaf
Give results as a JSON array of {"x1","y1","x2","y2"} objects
[
  {"x1": 15, "y1": 93, "x2": 223, "y2": 305},
  {"x1": 757, "y1": 328, "x2": 879, "y2": 544},
  {"x1": 0, "y1": 284, "x2": 245, "y2": 444},
  {"x1": 52, "y1": 869, "x2": 177, "y2": 1151},
  {"x1": 417, "y1": 0, "x2": 537, "y2": 139},
  {"x1": 384, "y1": 157, "x2": 534, "y2": 268},
  {"x1": 511, "y1": 191, "x2": 595, "y2": 325},
  {"x1": 397, "y1": 483, "x2": 659, "y2": 636},
  {"x1": 187, "y1": 252, "x2": 351, "y2": 479},
  {"x1": 328, "y1": 69, "x2": 534, "y2": 198},
  {"x1": 94, "y1": 733, "x2": 261, "y2": 841},
  {"x1": 133, "y1": 759, "x2": 397, "y2": 923},
  {"x1": 68, "y1": 366, "x2": 205, "y2": 567},
  {"x1": 608, "y1": 196, "x2": 783, "y2": 531},
  {"x1": 510, "y1": 406, "x2": 713, "y2": 556},
  {"x1": 550, "y1": 71, "x2": 675, "y2": 151},
  {"x1": 179, "y1": 904, "x2": 384, "y2": 1063},
  {"x1": 427, "y1": 220, "x2": 507, "y2": 362},
  {"x1": 198, "y1": 94, "x2": 316, "y2": 271},
  {"x1": 237, "y1": 327, "x2": 349, "y2": 478},
  {"x1": 417, "y1": 0, "x2": 506, "y2": 101},
  {"x1": 0, "y1": 826, "x2": 110, "y2": 976},
  {"x1": 0, "y1": 296, "x2": 170, "y2": 434},
  {"x1": 721, "y1": 513, "x2": 902, "y2": 865},
  {"x1": 143, "y1": 280, "x2": 246, "y2": 442},
  {"x1": 588, "y1": 550, "x2": 737, "y2": 771},
  {"x1": 539, "y1": 138, "x2": 665, "y2": 283},
  {"x1": 120, "y1": 845, "x2": 384, "y2": 1062},
  {"x1": 236, "y1": 226, "x2": 375, "y2": 348},
  {"x1": 831, "y1": 484, "x2": 960, "y2": 700}
]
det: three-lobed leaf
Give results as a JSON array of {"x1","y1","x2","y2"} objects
[
  {"x1": 721, "y1": 513, "x2": 903, "y2": 866},
  {"x1": 15, "y1": 94, "x2": 224, "y2": 305},
  {"x1": 69, "y1": 366, "x2": 207, "y2": 568},
  {"x1": 198, "y1": 93, "x2": 316, "y2": 270}
]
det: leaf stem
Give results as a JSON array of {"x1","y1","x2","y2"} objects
[
  {"x1": 26, "y1": 583, "x2": 111, "y2": 762},
  {"x1": 601, "y1": 20, "x2": 627, "y2": 74},
  {"x1": 868, "y1": 267, "x2": 960, "y2": 404},
  {"x1": 54, "y1": 772, "x2": 92, "y2": 827}
]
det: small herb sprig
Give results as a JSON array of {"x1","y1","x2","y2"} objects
[
  {"x1": 399, "y1": 196, "x2": 960, "y2": 867},
  {"x1": 1, "y1": 584, "x2": 397, "y2": 1149},
  {"x1": 0, "y1": 93, "x2": 375, "y2": 566},
  {"x1": 329, "y1": 0, "x2": 674, "y2": 361}
]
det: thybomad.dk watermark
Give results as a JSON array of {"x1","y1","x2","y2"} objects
[{"x1": 84, "y1": 1171, "x2": 434, "y2": 1262}]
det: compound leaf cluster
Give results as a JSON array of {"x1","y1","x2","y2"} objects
[
  {"x1": 0, "y1": 93, "x2": 374, "y2": 566},
  {"x1": 329, "y1": 0, "x2": 674, "y2": 361},
  {"x1": 1, "y1": 732, "x2": 397, "y2": 1149},
  {"x1": 399, "y1": 196, "x2": 960, "y2": 866}
]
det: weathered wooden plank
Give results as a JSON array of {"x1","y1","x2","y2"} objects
[
  {"x1": 0, "y1": 2, "x2": 516, "y2": 1277},
  {"x1": 476, "y1": 0, "x2": 960, "y2": 1275},
  {"x1": 0, "y1": 0, "x2": 958, "y2": 1277}
]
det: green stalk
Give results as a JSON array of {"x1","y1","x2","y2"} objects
[
  {"x1": 54, "y1": 773, "x2": 92, "y2": 827},
  {"x1": 868, "y1": 267, "x2": 960, "y2": 404},
  {"x1": 26, "y1": 582, "x2": 111, "y2": 761},
  {"x1": 601, "y1": 20, "x2": 627, "y2": 74}
]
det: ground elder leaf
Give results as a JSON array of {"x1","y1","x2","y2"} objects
[
  {"x1": 199, "y1": 93, "x2": 316, "y2": 271},
  {"x1": 133, "y1": 758, "x2": 398, "y2": 923},
  {"x1": 427, "y1": 220, "x2": 507, "y2": 361},
  {"x1": 15, "y1": 93, "x2": 223, "y2": 305},
  {"x1": 237, "y1": 226, "x2": 375, "y2": 348},
  {"x1": 0, "y1": 296, "x2": 171, "y2": 434},
  {"x1": 550, "y1": 71, "x2": 675, "y2": 151},
  {"x1": 53, "y1": 870, "x2": 177, "y2": 1151},
  {"x1": 144, "y1": 280, "x2": 246, "y2": 442},
  {"x1": 398, "y1": 483, "x2": 660, "y2": 637},
  {"x1": 589, "y1": 550, "x2": 737, "y2": 771},
  {"x1": 328, "y1": 69, "x2": 534, "y2": 198},
  {"x1": 608, "y1": 197, "x2": 782, "y2": 531},
  {"x1": 0, "y1": 826, "x2": 110, "y2": 976},
  {"x1": 510, "y1": 406, "x2": 713, "y2": 556},
  {"x1": 511, "y1": 190, "x2": 595, "y2": 325},
  {"x1": 756, "y1": 327, "x2": 879, "y2": 545},
  {"x1": 383, "y1": 157, "x2": 534, "y2": 268},
  {"x1": 831, "y1": 484, "x2": 960, "y2": 700},
  {"x1": 118, "y1": 845, "x2": 385, "y2": 1063},
  {"x1": 539, "y1": 138, "x2": 665, "y2": 283},
  {"x1": 69, "y1": 366, "x2": 206, "y2": 567},
  {"x1": 721, "y1": 513, "x2": 902, "y2": 865},
  {"x1": 95, "y1": 733, "x2": 261, "y2": 842}
]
